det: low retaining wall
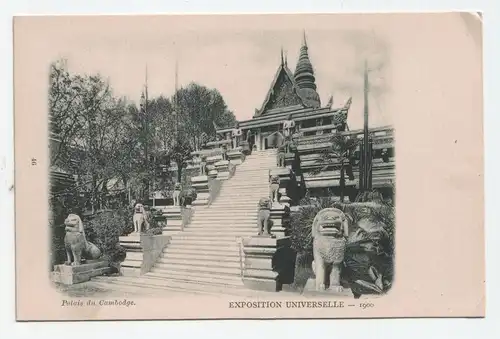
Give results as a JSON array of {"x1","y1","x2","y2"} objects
[{"x1": 119, "y1": 234, "x2": 171, "y2": 276}]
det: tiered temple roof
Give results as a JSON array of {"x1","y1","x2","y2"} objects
[{"x1": 254, "y1": 33, "x2": 321, "y2": 117}]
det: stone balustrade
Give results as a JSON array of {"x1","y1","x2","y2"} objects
[
  {"x1": 51, "y1": 260, "x2": 111, "y2": 285},
  {"x1": 226, "y1": 147, "x2": 246, "y2": 166},
  {"x1": 269, "y1": 167, "x2": 297, "y2": 206},
  {"x1": 241, "y1": 236, "x2": 295, "y2": 292},
  {"x1": 118, "y1": 234, "x2": 171, "y2": 277},
  {"x1": 270, "y1": 202, "x2": 291, "y2": 237}
]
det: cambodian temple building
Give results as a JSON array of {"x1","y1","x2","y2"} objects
[{"x1": 209, "y1": 35, "x2": 395, "y2": 202}]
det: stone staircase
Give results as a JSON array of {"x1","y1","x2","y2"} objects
[{"x1": 90, "y1": 150, "x2": 278, "y2": 296}]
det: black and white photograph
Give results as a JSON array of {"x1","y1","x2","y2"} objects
[
  {"x1": 13, "y1": 12, "x2": 484, "y2": 320},
  {"x1": 48, "y1": 19, "x2": 395, "y2": 300}
]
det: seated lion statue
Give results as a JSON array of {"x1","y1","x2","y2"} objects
[
  {"x1": 64, "y1": 213, "x2": 102, "y2": 266},
  {"x1": 276, "y1": 146, "x2": 286, "y2": 167},
  {"x1": 311, "y1": 208, "x2": 349, "y2": 292},
  {"x1": 256, "y1": 197, "x2": 273, "y2": 237},
  {"x1": 269, "y1": 175, "x2": 280, "y2": 202}
]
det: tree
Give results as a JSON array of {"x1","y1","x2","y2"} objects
[
  {"x1": 173, "y1": 82, "x2": 236, "y2": 151},
  {"x1": 67, "y1": 74, "x2": 134, "y2": 212},
  {"x1": 49, "y1": 60, "x2": 85, "y2": 169},
  {"x1": 312, "y1": 134, "x2": 359, "y2": 202},
  {"x1": 170, "y1": 141, "x2": 194, "y2": 182}
]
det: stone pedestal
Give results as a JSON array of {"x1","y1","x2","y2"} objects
[
  {"x1": 284, "y1": 152, "x2": 296, "y2": 169},
  {"x1": 270, "y1": 202, "x2": 291, "y2": 238},
  {"x1": 206, "y1": 164, "x2": 218, "y2": 179},
  {"x1": 270, "y1": 167, "x2": 296, "y2": 206},
  {"x1": 241, "y1": 236, "x2": 295, "y2": 292},
  {"x1": 240, "y1": 141, "x2": 252, "y2": 155},
  {"x1": 160, "y1": 206, "x2": 183, "y2": 232},
  {"x1": 215, "y1": 160, "x2": 232, "y2": 180},
  {"x1": 227, "y1": 148, "x2": 245, "y2": 166},
  {"x1": 119, "y1": 233, "x2": 142, "y2": 276},
  {"x1": 51, "y1": 260, "x2": 111, "y2": 285},
  {"x1": 118, "y1": 234, "x2": 171, "y2": 277},
  {"x1": 191, "y1": 175, "x2": 210, "y2": 206},
  {"x1": 206, "y1": 154, "x2": 223, "y2": 166}
]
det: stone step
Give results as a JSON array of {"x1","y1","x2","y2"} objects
[
  {"x1": 213, "y1": 192, "x2": 267, "y2": 196},
  {"x1": 161, "y1": 251, "x2": 241, "y2": 262},
  {"x1": 157, "y1": 257, "x2": 242, "y2": 269},
  {"x1": 213, "y1": 195, "x2": 267, "y2": 199},
  {"x1": 232, "y1": 177, "x2": 269, "y2": 180},
  {"x1": 164, "y1": 246, "x2": 240, "y2": 256},
  {"x1": 181, "y1": 230, "x2": 255, "y2": 236},
  {"x1": 198, "y1": 212, "x2": 256, "y2": 217},
  {"x1": 193, "y1": 206, "x2": 257, "y2": 211},
  {"x1": 153, "y1": 263, "x2": 241, "y2": 277},
  {"x1": 171, "y1": 234, "x2": 249, "y2": 241},
  {"x1": 187, "y1": 223, "x2": 256, "y2": 229},
  {"x1": 187, "y1": 222, "x2": 257, "y2": 227},
  {"x1": 168, "y1": 239, "x2": 240, "y2": 247},
  {"x1": 146, "y1": 270, "x2": 244, "y2": 288},
  {"x1": 90, "y1": 276, "x2": 245, "y2": 296},
  {"x1": 191, "y1": 211, "x2": 257, "y2": 216},
  {"x1": 124, "y1": 252, "x2": 143, "y2": 261},
  {"x1": 220, "y1": 184, "x2": 269, "y2": 189},
  {"x1": 183, "y1": 229, "x2": 255, "y2": 235},
  {"x1": 190, "y1": 215, "x2": 257, "y2": 221},
  {"x1": 191, "y1": 212, "x2": 257, "y2": 217},
  {"x1": 207, "y1": 204, "x2": 262, "y2": 209}
]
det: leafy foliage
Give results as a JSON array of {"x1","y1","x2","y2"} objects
[
  {"x1": 48, "y1": 60, "x2": 237, "y2": 272},
  {"x1": 174, "y1": 82, "x2": 236, "y2": 151},
  {"x1": 290, "y1": 195, "x2": 339, "y2": 254},
  {"x1": 84, "y1": 209, "x2": 128, "y2": 272},
  {"x1": 289, "y1": 193, "x2": 395, "y2": 296},
  {"x1": 311, "y1": 134, "x2": 359, "y2": 202}
]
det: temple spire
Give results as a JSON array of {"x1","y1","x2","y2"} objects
[
  {"x1": 294, "y1": 31, "x2": 317, "y2": 91},
  {"x1": 303, "y1": 30, "x2": 308, "y2": 48}
]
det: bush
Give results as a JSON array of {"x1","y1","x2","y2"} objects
[
  {"x1": 180, "y1": 187, "x2": 197, "y2": 206},
  {"x1": 84, "y1": 209, "x2": 128, "y2": 272},
  {"x1": 289, "y1": 193, "x2": 395, "y2": 296},
  {"x1": 142, "y1": 207, "x2": 163, "y2": 235}
]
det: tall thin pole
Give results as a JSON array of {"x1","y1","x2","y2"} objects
[
  {"x1": 174, "y1": 59, "x2": 179, "y2": 145},
  {"x1": 143, "y1": 65, "x2": 150, "y2": 202},
  {"x1": 362, "y1": 59, "x2": 372, "y2": 191},
  {"x1": 363, "y1": 59, "x2": 369, "y2": 158}
]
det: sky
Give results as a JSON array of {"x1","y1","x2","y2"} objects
[{"x1": 38, "y1": 15, "x2": 395, "y2": 130}]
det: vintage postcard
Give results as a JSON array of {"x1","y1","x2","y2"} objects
[{"x1": 14, "y1": 12, "x2": 484, "y2": 321}]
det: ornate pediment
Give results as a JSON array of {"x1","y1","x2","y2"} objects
[
  {"x1": 263, "y1": 70, "x2": 303, "y2": 112},
  {"x1": 255, "y1": 65, "x2": 306, "y2": 117}
]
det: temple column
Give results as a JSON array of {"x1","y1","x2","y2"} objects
[{"x1": 255, "y1": 131, "x2": 262, "y2": 151}]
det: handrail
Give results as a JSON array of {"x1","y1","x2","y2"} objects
[{"x1": 237, "y1": 237, "x2": 244, "y2": 279}]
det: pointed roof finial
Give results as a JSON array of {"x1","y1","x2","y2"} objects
[
  {"x1": 280, "y1": 47, "x2": 284, "y2": 66},
  {"x1": 144, "y1": 64, "x2": 149, "y2": 100},
  {"x1": 303, "y1": 29, "x2": 308, "y2": 48},
  {"x1": 175, "y1": 59, "x2": 179, "y2": 93},
  {"x1": 284, "y1": 50, "x2": 288, "y2": 66}
]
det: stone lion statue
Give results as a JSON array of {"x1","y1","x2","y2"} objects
[
  {"x1": 311, "y1": 208, "x2": 349, "y2": 292},
  {"x1": 269, "y1": 175, "x2": 280, "y2": 203},
  {"x1": 276, "y1": 145, "x2": 286, "y2": 167},
  {"x1": 173, "y1": 182, "x2": 182, "y2": 206},
  {"x1": 256, "y1": 197, "x2": 273, "y2": 236},
  {"x1": 64, "y1": 214, "x2": 102, "y2": 266}
]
